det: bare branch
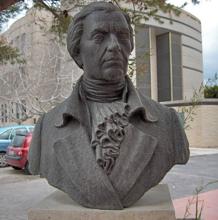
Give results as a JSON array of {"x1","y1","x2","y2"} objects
[{"x1": 0, "y1": 0, "x2": 22, "y2": 11}]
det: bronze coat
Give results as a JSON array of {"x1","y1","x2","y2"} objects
[{"x1": 29, "y1": 77, "x2": 189, "y2": 210}]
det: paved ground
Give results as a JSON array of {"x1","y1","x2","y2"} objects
[
  {"x1": 0, "y1": 168, "x2": 55, "y2": 220},
  {"x1": 0, "y1": 148, "x2": 218, "y2": 220},
  {"x1": 164, "y1": 148, "x2": 218, "y2": 220},
  {"x1": 162, "y1": 153, "x2": 218, "y2": 199},
  {"x1": 173, "y1": 189, "x2": 218, "y2": 219}
]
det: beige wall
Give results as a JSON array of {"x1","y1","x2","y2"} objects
[
  {"x1": 168, "y1": 101, "x2": 218, "y2": 148},
  {"x1": 186, "y1": 105, "x2": 218, "y2": 148},
  {"x1": 183, "y1": 69, "x2": 204, "y2": 99}
]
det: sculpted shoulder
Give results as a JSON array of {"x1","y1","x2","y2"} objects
[
  {"x1": 138, "y1": 91, "x2": 173, "y2": 121},
  {"x1": 41, "y1": 96, "x2": 74, "y2": 129}
]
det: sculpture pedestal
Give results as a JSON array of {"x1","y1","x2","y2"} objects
[{"x1": 28, "y1": 184, "x2": 176, "y2": 220}]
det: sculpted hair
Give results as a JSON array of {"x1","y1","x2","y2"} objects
[{"x1": 67, "y1": 2, "x2": 134, "y2": 69}]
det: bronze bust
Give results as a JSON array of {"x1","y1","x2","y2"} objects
[{"x1": 29, "y1": 1, "x2": 189, "y2": 210}]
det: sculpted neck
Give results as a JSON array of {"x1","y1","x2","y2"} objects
[{"x1": 81, "y1": 74, "x2": 126, "y2": 103}]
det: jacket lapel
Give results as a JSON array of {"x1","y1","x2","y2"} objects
[
  {"x1": 108, "y1": 77, "x2": 158, "y2": 200},
  {"x1": 54, "y1": 77, "x2": 92, "y2": 139},
  {"x1": 109, "y1": 123, "x2": 158, "y2": 201},
  {"x1": 53, "y1": 124, "x2": 123, "y2": 209}
]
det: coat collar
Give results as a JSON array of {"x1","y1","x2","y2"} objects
[{"x1": 54, "y1": 76, "x2": 158, "y2": 128}]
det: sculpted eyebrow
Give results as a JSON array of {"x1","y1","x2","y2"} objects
[
  {"x1": 90, "y1": 27, "x2": 130, "y2": 38},
  {"x1": 112, "y1": 23, "x2": 129, "y2": 32},
  {"x1": 115, "y1": 28, "x2": 130, "y2": 34},
  {"x1": 90, "y1": 28, "x2": 108, "y2": 37}
]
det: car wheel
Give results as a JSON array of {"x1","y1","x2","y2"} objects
[
  {"x1": 0, "y1": 152, "x2": 7, "y2": 167},
  {"x1": 12, "y1": 166, "x2": 22, "y2": 170},
  {"x1": 24, "y1": 161, "x2": 31, "y2": 175}
]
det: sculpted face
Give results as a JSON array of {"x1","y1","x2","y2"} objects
[{"x1": 79, "y1": 11, "x2": 132, "y2": 82}]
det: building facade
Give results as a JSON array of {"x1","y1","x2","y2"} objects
[
  {"x1": 0, "y1": 7, "x2": 80, "y2": 125},
  {"x1": 134, "y1": 12, "x2": 203, "y2": 102},
  {"x1": 1, "y1": 2, "x2": 217, "y2": 148},
  {"x1": 61, "y1": 0, "x2": 203, "y2": 102}
]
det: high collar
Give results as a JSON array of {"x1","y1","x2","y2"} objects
[
  {"x1": 54, "y1": 76, "x2": 158, "y2": 129},
  {"x1": 81, "y1": 75, "x2": 126, "y2": 103}
]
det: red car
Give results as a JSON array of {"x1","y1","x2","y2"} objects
[{"x1": 6, "y1": 132, "x2": 32, "y2": 174}]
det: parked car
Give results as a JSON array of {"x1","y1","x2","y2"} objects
[
  {"x1": 0, "y1": 125, "x2": 34, "y2": 167},
  {"x1": 6, "y1": 132, "x2": 33, "y2": 174}
]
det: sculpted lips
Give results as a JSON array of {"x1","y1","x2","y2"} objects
[{"x1": 102, "y1": 57, "x2": 123, "y2": 68}]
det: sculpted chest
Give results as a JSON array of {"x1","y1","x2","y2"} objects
[{"x1": 39, "y1": 114, "x2": 173, "y2": 209}]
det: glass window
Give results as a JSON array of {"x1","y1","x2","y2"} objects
[
  {"x1": 15, "y1": 128, "x2": 27, "y2": 135},
  {"x1": 20, "y1": 33, "x2": 26, "y2": 53},
  {"x1": 28, "y1": 127, "x2": 34, "y2": 132},
  {"x1": 16, "y1": 103, "x2": 20, "y2": 119},
  {"x1": 11, "y1": 134, "x2": 26, "y2": 148},
  {"x1": 0, "y1": 129, "x2": 12, "y2": 140},
  {"x1": 177, "y1": 112, "x2": 185, "y2": 128},
  {"x1": 21, "y1": 100, "x2": 26, "y2": 114}
]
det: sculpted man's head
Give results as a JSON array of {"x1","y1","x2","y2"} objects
[{"x1": 67, "y1": 2, "x2": 134, "y2": 82}]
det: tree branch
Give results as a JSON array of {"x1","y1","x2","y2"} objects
[
  {"x1": 0, "y1": 0, "x2": 22, "y2": 11},
  {"x1": 35, "y1": 0, "x2": 60, "y2": 18}
]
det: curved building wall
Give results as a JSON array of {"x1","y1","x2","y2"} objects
[
  {"x1": 61, "y1": 0, "x2": 203, "y2": 102},
  {"x1": 134, "y1": 8, "x2": 203, "y2": 101}
]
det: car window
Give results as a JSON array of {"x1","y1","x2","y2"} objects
[
  {"x1": 15, "y1": 128, "x2": 28, "y2": 135},
  {"x1": 11, "y1": 134, "x2": 26, "y2": 147},
  {"x1": 0, "y1": 129, "x2": 12, "y2": 140},
  {"x1": 28, "y1": 127, "x2": 34, "y2": 132}
]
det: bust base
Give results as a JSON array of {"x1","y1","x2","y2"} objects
[{"x1": 28, "y1": 184, "x2": 176, "y2": 220}]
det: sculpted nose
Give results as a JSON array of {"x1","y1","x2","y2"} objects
[{"x1": 107, "y1": 34, "x2": 121, "y2": 52}]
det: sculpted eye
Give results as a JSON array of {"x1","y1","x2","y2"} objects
[{"x1": 93, "y1": 33, "x2": 105, "y2": 43}]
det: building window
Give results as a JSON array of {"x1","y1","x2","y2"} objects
[
  {"x1": 16, "y1": 103, "x2": 20, "y2": 119},
  {"x1": 156, "y1": 32, "x2": 182, "y2": 102},
  {"x1": 177, "y1": 112, "x2": 185, "y2": 128},
  {"x1": 20, "y1": 33, "x2": 26, "y2": 54},
  {"x1": 4, "y1": 104, "x2": 7, "y2": 122},
  {"x1": 11, "y1": 102, "x2": 14, "y2": 114},
  {"x1": 21, "y1": 100, "x2": 26, "y2": 117},
  {"x1": 1, "y1": 104, "x2": 4, "y2": 123}
]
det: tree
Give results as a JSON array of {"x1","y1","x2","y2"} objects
[
  {"x1": 0, "y1": 36, "x2": 25, "y2": 65},
  {"x1": 0, "y1": 0, "x2": 200, "y2": 41},
  {"x1": 0, "y1": 1, "x2": 27, "y2": 64},
  {"x1": 0, "y1": 39, "x2": 76, "y2": 124},
  {"x1": 177, "y1": 83, "x2": 204, "y2": 130},
  {"x1": 204, "y1": 73, "x2": 218, "y2": 98},
  {"x1": 0, "y1": 0, "x2": 23, "y2": 11}
]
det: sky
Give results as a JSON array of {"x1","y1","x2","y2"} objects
[
  {"x1": 3, "y1": 0, "x2": 218, "y2": 81},
  {"x1": 168, "y1": 0, "x2": 218, "y2": 81}
]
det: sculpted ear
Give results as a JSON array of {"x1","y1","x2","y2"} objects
[
  {"x1": 74, "y1": 53, "x2": 83, "y2": 69},
  {"x1": 67, "y1": 33, "x2": 83, "y2": 68}
]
